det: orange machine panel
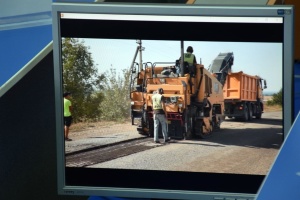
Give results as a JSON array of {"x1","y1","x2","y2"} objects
[{"x1": 223, "y1": 72, "x2": 258, "y2": 101}]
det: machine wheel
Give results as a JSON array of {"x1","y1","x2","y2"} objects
[
  {"x1": 184, "y1": 129, "x2": 193, "y2": 140},
  {"x1": 138, "y1": 131, "x2": 147, "y2": 136},
  {"x1": 193, "y1": 119, "x2": 202, "y2": 137},
  {"x1": 184, "y1": 116, "x2": 194, "y2": 140},
  {"x1": 137, "y1": 123, "x2": 149, "y2": 136},
  {"x1": 148, "y1": 119, "x2": 154, "y2": 137}
]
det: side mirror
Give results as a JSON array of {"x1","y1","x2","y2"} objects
[{"x1": 264, "y1": 80, "x2": 267, "y2": 89}]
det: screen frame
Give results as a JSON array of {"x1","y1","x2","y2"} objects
[{"x1": 52, "y1": 2, "x2": 294, "y2": 199}]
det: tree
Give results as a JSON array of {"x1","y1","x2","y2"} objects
[
  {"x1": 267, "y1": 88, "x2": 282, "y2": 106},
  {"x1": 62, "y1": 38, "x2": 104, "y2": 122},
  {"x1": 99, "y1": 68, "x2": 132, "y2": 121}
]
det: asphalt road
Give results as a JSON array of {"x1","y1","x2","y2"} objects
[{"x1": 87, "y1": 111, "x2": 283, "y2": 175}]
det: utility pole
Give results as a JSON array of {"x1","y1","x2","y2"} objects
[
  {"x1": 137, "y1": 40, "x2": 145, "y2": 72},
  {"x1": 180, "y1": 41, "x2": 184, "y2": 77}
]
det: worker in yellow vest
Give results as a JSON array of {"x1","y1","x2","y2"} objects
[
  {"x1": 184, "y1": 46, "x2": 197, "y2": 76},
  {"x1": 64, "y1": 92, "x2": 73, "y2": 141},
  {"x1": 151, "y1": 88, "x2": 169, "y2": 144},
  {"x1": 184, "y1": 46, "x2": 196, "y2": 63}
]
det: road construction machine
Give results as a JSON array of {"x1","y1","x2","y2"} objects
[
  {"x1": 130, "y1": 41, "x2": 224, "y2": 139},
  {"x1": 209, "y1": 52, "x2": 267, "y2": 121}
]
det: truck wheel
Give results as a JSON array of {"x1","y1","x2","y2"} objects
[
  {"x1": 248, "y1": 105, "x2": 253, "y2": 121},
  {"x1": 243, "y1": 105, "x2": 249, "y2": 121},
  {"x1": 256, "y1": 104, "x2": 262, "y2": 119},
  {"x1": 256, "y1": 112, "x2": 262, "y2": 119}
]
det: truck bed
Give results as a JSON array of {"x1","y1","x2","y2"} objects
[{"x1": 223, "y1": 71, "x2": 258, "y2": 101}]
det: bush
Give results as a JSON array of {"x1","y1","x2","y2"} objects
[{"x1": 266, "y1": 88, "x2": 282, "y2": 106}]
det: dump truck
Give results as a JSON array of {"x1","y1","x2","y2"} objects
[
  {"x1": 130, "y1": 41, "x2": 225, "y2": 139},
  {"x1": 223, "y1": 72, "x2": 267, "y2": 120},
  {"x1": 209, "y1": 52, "x2": 267, "y2": 121}
]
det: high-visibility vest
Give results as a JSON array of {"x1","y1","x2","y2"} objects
[
  {"x1": 184, "y1": 53, "x2": 195, "y2": 65},
  {"x1": 64, "y1": 98, "x2": 72, "y2": 117},
  {"x1": 152, "y1": 94, "x2": 163, "y2": 110}
]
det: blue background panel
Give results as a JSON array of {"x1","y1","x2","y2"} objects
[
  {"x1": 255, "y1": 113, "x2": 300, "y2": 199},
  {"x1": 0, "y1": 25, "x2": 52, "y2": 86}
]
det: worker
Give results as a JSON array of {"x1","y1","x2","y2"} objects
[
  {"x1": 151, "y1": 88, "x2": 169, "y2": 144},
  {"x1": 64, "y1": 92, "x2": 73, "y2": 141},
  {"x1": 182, "y1": 46, "x2": 197, "y2": 76}
]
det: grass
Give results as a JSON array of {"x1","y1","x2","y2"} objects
[{"x1": 264, "y1": 104, "x2": 282, "y2": 112}]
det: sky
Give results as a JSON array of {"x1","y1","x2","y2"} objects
[{"x1": 82, "y1": 38, "x2": 282, "y2": 93}]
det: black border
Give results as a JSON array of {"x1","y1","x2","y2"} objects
[
  {"x1": 60, "y1": 19, "x2": 283, "y2": 42},
  {"x1": 66, "y1": 167, "x2": 264, "y2": 193}
]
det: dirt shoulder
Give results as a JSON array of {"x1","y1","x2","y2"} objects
[{"x1": 69, "y1": 120, "x2": 136, "y2": 140}]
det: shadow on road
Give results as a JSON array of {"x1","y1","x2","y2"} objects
[
  {"x1": 173, "y1": 117, "x2": 283, "y2": 150},
  {"x1": 225, "y1": 117, "x2": 282, "y2": 126}
]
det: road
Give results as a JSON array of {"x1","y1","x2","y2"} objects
[{"x1": 81, "y1": 111, "x2": 283, "y2": 175}]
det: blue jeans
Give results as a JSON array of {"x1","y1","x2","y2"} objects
[{"x1": 153, "y1": 114, "x2": 168, "y2": 142}]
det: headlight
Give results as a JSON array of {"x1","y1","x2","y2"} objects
[{"x1": 178, "y1": 103, "x2": 183, "y2": 108}]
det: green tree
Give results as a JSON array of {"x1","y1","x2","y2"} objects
[
  {"x1": 267, "y1": 88, "x2": 282, "y2": 106},
  {"x1": 99, "y1": 68, "x2": 131, "y2": 121},
  {"x1": 62, "y1": 38, "x2": 104, "y2": 122}
]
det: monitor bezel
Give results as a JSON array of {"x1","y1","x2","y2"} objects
[{"x1": 52, "y1": 3, "x2": 294, "y2": 199}]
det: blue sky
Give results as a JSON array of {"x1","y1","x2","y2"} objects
[{"x1": 83, "y1": 39, "x2": 282, "y2": 93}]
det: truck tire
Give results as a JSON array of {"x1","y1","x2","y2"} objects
[
  {"x1": 248, "y1": 104, "x2": 253, "y2": 121},
  {"x1": 243, "y1": 104, "x2": 249, "y2": 121},
  {"x1": 256, "y1": 112, "x2": 262, "y2": 119},
  {"x1": 255, "y1": 103, "x2": 262, "y2": 119}
]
